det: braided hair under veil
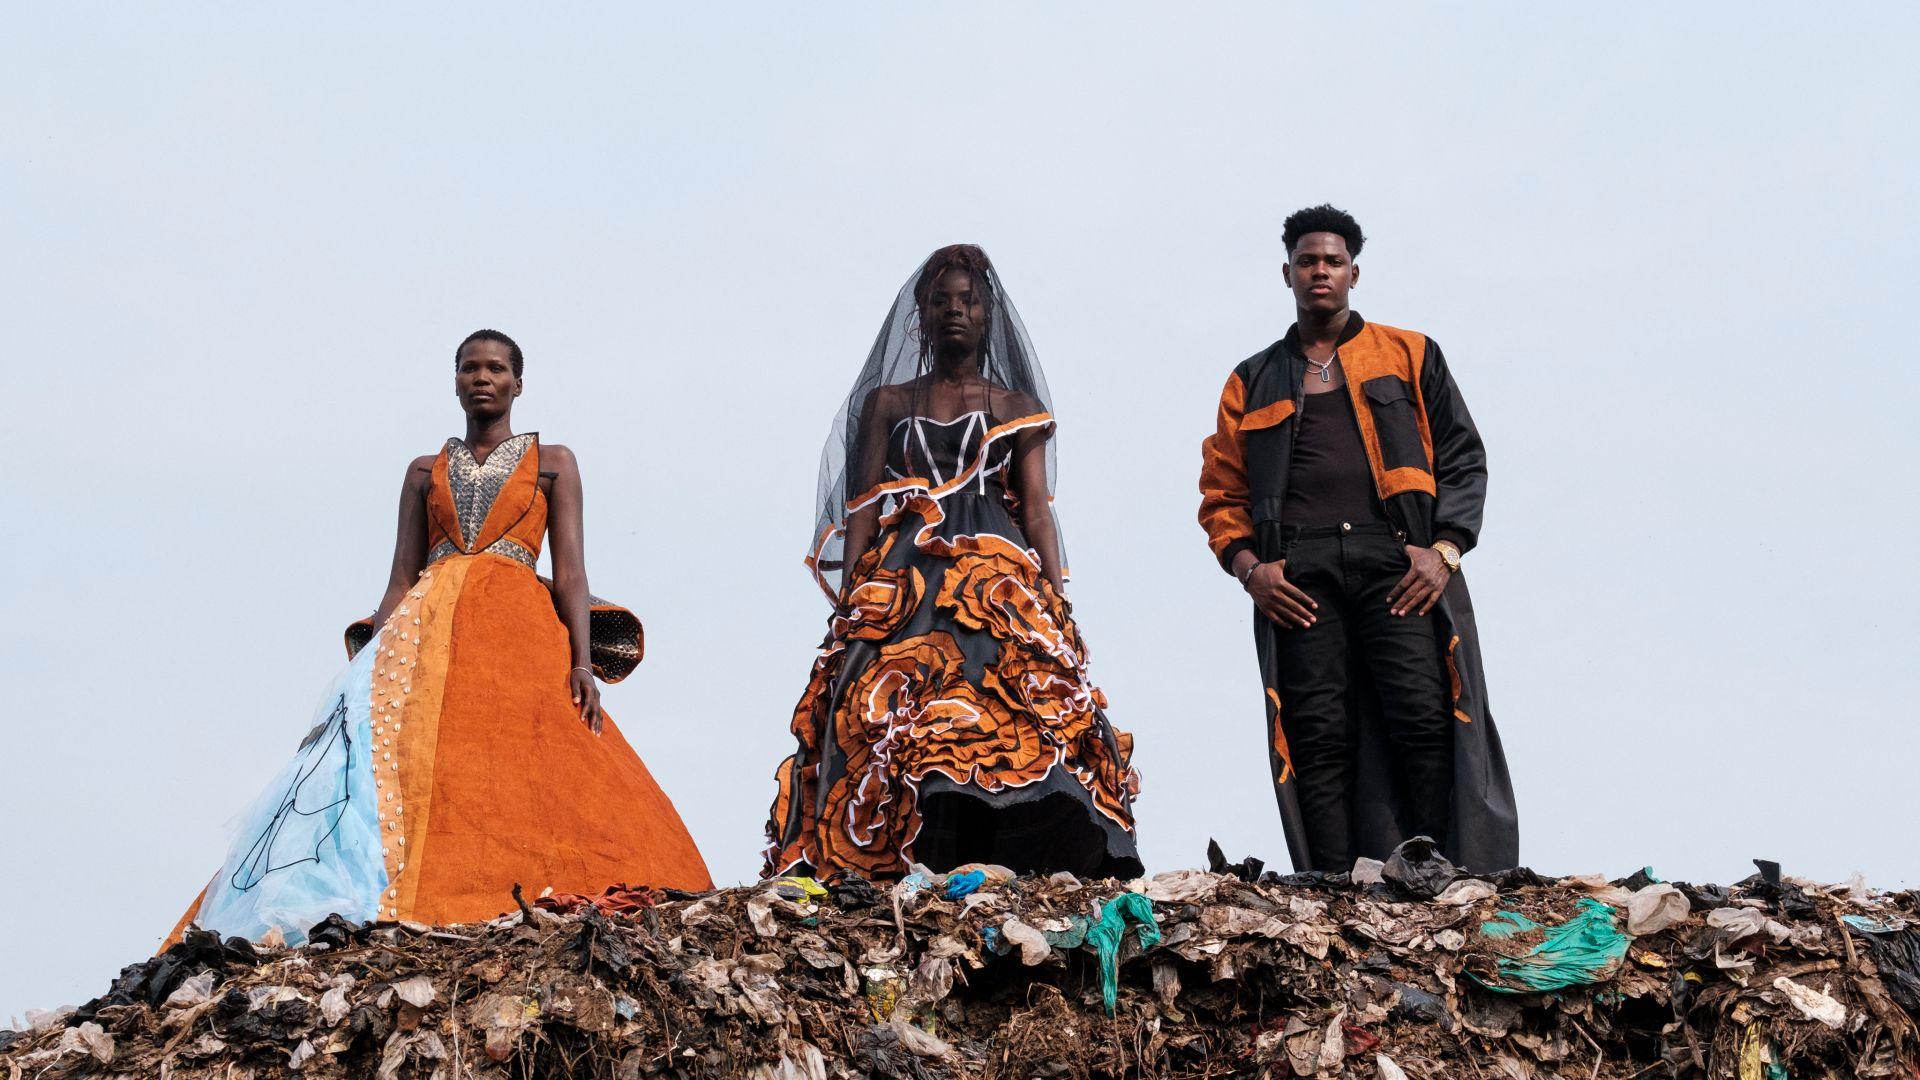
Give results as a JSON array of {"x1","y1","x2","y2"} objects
[{"x1": 806, "y1": 245, "x2": 1062, "y2": 601}]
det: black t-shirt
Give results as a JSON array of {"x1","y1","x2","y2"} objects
[{"x1": 1281, "y1": 390, "x2": 1387, "y2": 527}]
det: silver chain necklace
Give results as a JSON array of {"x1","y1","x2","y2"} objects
[{"x1": 1307, "y1": 352, "x2": 1336, "y2": 383}]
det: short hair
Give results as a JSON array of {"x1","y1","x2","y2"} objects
[
  {"x1": 1282, "y1": 204, "x2": 1366, "y2": 258},
  {"x1": 454, "y1": 329, "x2": 523, "y2": 377}
]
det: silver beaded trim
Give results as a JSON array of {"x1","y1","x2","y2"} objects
[
  {"x1": 428, "y1": 537, "x2": 537, "y2": 570},
  {"x1": 445, "y1": 433, "x2": 536, "y2": 552}
]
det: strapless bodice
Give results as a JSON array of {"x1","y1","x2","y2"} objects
[{"x1": 885, "y1": 411, "x2": 1012, "y2": 497}]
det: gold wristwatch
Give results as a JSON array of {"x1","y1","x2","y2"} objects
[{"x1": 1432, "y1": 540, "x2": 1462, "y2": 573}]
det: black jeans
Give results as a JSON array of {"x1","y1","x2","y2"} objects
[{"x1": 1272, "y1": 523, "x2": 1453, "y2": 872}]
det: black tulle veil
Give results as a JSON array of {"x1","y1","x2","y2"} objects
[{"x1": 807, "y1": 246, "x2": 1061, "y2": 599}]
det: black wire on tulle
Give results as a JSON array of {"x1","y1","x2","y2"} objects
[{"x1": 228, "y1": 695, "x2": 353, "y2": 893}]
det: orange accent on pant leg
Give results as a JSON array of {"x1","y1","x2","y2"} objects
[
  {"x1": 1267, "y1": 688, "x2": 1295, "y2": 785},
  {"x1": 1446, "y1": 634, "x2": 1471, "y2": 723}
]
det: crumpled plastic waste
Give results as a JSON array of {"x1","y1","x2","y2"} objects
[
  {"x1": 1040, "y1": 914, "x2": 1093, "y2": 950},
  {"x1": 163, "y1": 970, "x2": 218, "y2": 1009},
  {"x1": 770, "y1": 876, "x2": 830, "y2": 903},
  {"x1": 1205, "y1": 838, "x2": 1269, "y2": 883},
  {"x1": 1468, "y1": 898, "x2": 1630, "y2": 993},
  {"x1": 1087, "y1": 892, "x2": 1160, "y2": 1015},
  {"x1": 942, "y1": 870, "x2": 986, "y2": 900},
  {"x1": 1773, "y1": 975, "x2": 1849, "y2": 1028},
  {"x1": 1625, "y1": 881, "x2": 1691, "y2": 935},
  {"x1": 827, "y1": 871, "x2": 883, "y2": 909},
  {"x1": 998, "y1": 917, "x2": 1051, "y2": 965},
  {"x1": 1381, "y1": 836, "x2": 1458, "y2": 899},
  {"x1": 1706, "y1": 905, "x2": 1805, "y2": 945},
  {"x1": 1136, "y1": 868, "x2": 1222, "y2": 904},
  {"x1": 1843, "y1": 918, "x2": 1920, "y2": 1010},
  {"x1": 534, "y1": 881, "x2": 663, "y2": 916},
  {"x1": 1433, "y1": 878, "x2": 1497, "y2": 906}
]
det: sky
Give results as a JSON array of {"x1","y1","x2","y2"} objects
[{"x1": 3, "y1": 3, "x2": 1917, "y2": 1022}]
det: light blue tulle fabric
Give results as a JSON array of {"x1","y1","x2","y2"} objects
[{"x1": 194, "y1": 630, "x2": 389, "y2": 943}]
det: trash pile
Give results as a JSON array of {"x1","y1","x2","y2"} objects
[{"x1": 5, "y1": 843, "x2": 1918, "y2": 1078}]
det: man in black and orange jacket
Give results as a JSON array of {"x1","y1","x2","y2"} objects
[{"x1": 1198, "y1": 205, "x2": 1518, "y2": 874}]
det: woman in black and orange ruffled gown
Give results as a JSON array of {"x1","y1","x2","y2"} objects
[{"x1": 765, "y1": 245, "x2": 1142, "y2": 881}]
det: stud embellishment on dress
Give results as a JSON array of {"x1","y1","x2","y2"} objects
[{"x1": 371, "y1": 589, "x2": 431, "y2": 924}]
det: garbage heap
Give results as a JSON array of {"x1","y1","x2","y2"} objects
[{"x1": 5, "y1": 846, "x2": 1918, "y2": 1079}]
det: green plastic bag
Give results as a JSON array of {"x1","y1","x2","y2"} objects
[
  {"x1": 1087, "y1": 893, "x2": 1160, "y2": 1015},
  {"x1": 1469, "y1": 898, "x2": 1629, "y2": 994}
]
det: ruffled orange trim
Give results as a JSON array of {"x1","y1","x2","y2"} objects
[
  {"x1": 766, "y1": 540, "x2": 1135, "y2": 880},
  {"x1": 805, "y1": 412, "x2": 1056, "y2": 600}
]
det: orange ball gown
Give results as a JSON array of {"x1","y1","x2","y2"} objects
[{"x1": 169, "y1": 433, "x2": 710, "y2": 943}]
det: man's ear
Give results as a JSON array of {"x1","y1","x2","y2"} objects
[
  {"x1": 1281, "y1": 262, "x2": 1293, "y2": 287},
  {"x1": 1350, "y1": 263, "x2": 1359, "y2": 289}
]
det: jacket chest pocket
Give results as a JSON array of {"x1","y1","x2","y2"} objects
[
  {"x1": 1362, "y1": 376, "x2": 1430, "y2": 472},
  {"x1": 1240, "y1": 398, "x2": 1295, "y2": 514}
]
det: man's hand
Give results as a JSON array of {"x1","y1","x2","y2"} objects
[
  {"x1": 1388, "y1": 545, "x2": 1451, "y2": 617},
  {"x1": 1246, "y1": 560, "x2": 1318, "y2": 628}
]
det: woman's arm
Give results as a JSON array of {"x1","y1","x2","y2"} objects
[
  {"x1": 1012, "y1": 426, "x2": 1065, "y2": 595},
  {"x1": 836, "y1": 388, "x2": 894, "y2": 601},
  {"x1": 371, "y1": 456, "x2": 434, "y2": 629},
  {"x1": 543, "y1": 444, "x2": 602, "y2": 733}
]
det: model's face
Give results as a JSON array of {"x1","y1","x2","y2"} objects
[
  {"x1": 922, "y1": 268, "x2": 987, "y2": 358},
  {"x1": 455, "y1": 340, "x2": 521, "y2": 418},
  {"x1": 1281, "y1": 232, "x2": 1358, "y2": 315}
]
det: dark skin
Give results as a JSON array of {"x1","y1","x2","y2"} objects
[
  {"x1": 1231, "y1": 231, "x2": 1452, "y2": 627},
  {"x1": 371, "y1": 338, "x2": 605, "y2": 733},
  {"x1": 810, "y1": 267, "x2": 1140, "y2": 824},
  {"x1": 841, "y1": 268, "x2": 1065, "y2": 594}
]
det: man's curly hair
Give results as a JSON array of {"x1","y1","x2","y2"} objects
[{"x1": 1282, "y1": 204, "x2": 1366, "y2": 257}]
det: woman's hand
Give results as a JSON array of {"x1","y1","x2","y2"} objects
[{"x1": 569, "y1": 667, "x2": 603, "y2": 734}]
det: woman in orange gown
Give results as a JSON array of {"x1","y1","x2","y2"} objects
[{"x1": 170, "y1": 330, "x2": 710, "y2": 943}]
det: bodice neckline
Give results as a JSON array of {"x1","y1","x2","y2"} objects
[
  {"x1": 448, "y1": 430, "x2": 537, "y2": 468},
  {"x1": 892, "y1": 410, "x2": 992, "y2": 430}
]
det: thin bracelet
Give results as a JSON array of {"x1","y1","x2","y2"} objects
[
  {"x1": 1235, "y1": 561, "x2": 1256, "y2": 587},
  {"x1": 570, "y1": 666, "x2": 593, "y2": 676}
]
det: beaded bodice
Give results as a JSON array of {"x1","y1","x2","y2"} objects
[{"x1": 425, "y1": 432, "x2": 546, "y2": 570}]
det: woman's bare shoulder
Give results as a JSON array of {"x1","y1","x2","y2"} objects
[
  {"x1": 993, "y1": 386, "x2": 1046, "y2": 418},
  {"x1": 860, "y1": 383, "x2": 912, "y2": 422},
  {"x1": 539, "y1": 442, "x2": 580, "y2": 476}
]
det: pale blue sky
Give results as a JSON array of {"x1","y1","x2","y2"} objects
[{"x1": 4, "y1": 4, "x2": 1916, "y2": 1021}]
